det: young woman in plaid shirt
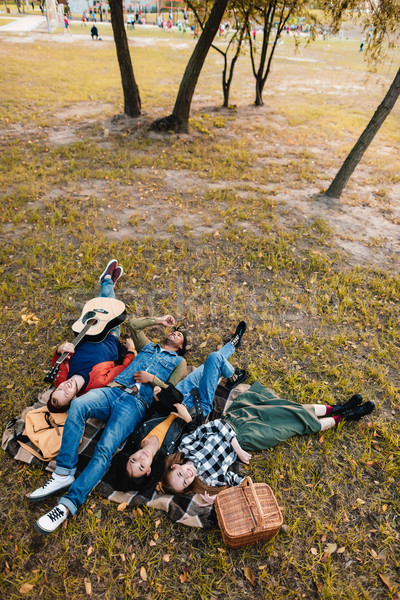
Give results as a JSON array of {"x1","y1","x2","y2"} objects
[{"x1": 159, "y1": 384, "x2": 375, "y2": 500}]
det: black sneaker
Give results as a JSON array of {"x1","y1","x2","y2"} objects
[
  {"x1": 225, "y1": 368, "x2": 248, "y2": 390},
  {"x1": 343, "y1": 401, "x2": 375, "y2": 421},
  {"x1": 230, "y1": 321, "x2": 247, "y2": 348}
]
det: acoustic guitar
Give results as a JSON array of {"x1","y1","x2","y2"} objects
[{"x1": 44, "y1": 297, "x2": 126, "y2": 384}]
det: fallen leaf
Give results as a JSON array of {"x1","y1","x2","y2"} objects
[
  {"x1": 369, "y1": 548, "x2": 379, "y2": 559},
  {"x1": 137, "y1": 508, "x2": 143, "y2": 516},
  {"x1": 140, "y1": 567, "x2": 147, "y2": 581},
  {"x1": 87, "y1": 546, "x2": 94, "y2": 556},
  {"x1": 179, "y1": 572, "x2": 189, "y2": 583},
  {"x1": 149, "y1": 540, "x2": 156, "y2": 547},
  {"x1": 337, "y1": 547, "x2": 346, "y2": 554},
  {"x1": 19, "y1": 583, "x2": 34, "y2": 594},
  {"x1": 310, "y1": 548, "x2": 318, "y2": 556},
  {"x1": 155, "y1": 519, "x2": 161, "y2": 528},
  {"x1": 199, "y1": 341, "x2": 207, "y2": 348},
  {"x1": 356, "y1": 498, "x2": 366, "y2": 505},
  {"x1": 213, "y1": 230, "x2": 220, "y2": 238},
  {"x1": 244, "y1": 566, "x2": 256, "y2": 586},
  {"x1": 325, "y1": 543, "x2": 337, "y2": 555},
  {"x1": 154, "y1": 532, "x2": 159, "y2": 541},
  {"x1": 163, "y1": 554, "x2": 170, "y2": 562},
  {"x1": 379, "y1": 573, "x2": 393, "y2": 590},
  {"x1": 258, "y1": 564, "x2": 267, "y2": 570},
  {"x1": 319, "y1": 434, "x2": 325, "y2": 443},
  {"x1": 157, "y1": 584, "x2": 162, "y2": 593},
  {"x1": 321, "y1": 552, "x2": 330, "y2": 563},
  {"x1": 382, "y1": 504, "x2": 387, "y2": 512},
  {"x1": 84, "y1": 578, "x2": 92, "y2": 596},
  {"x1": 120, "y1": 553, "x2": 126, "y2": 562},
  {"x1": 117, "y1": 502, "x2": 127, "y2": 512},
  {"x1": 321, "y1": 534, "x2": 327, "y2": 542}
]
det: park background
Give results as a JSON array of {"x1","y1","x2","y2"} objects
[{"x1": 0, "y1": 3, "x2": 399, "y2": 599}]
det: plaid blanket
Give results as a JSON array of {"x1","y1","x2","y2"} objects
[{"x1": 2, "y1": 383, "x2": 250, "y2": 529}]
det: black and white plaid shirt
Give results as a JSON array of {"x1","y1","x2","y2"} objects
[{"x1": 179, "y1": 420, "x2": 244, "y2": 487}]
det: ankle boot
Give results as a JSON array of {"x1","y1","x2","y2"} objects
[
  {"x1": 342, "y1": 401, "x2": 375, "y2": 421},
  {"x1": 331, "y1": 393, "x2": 363, "y2": 415}
]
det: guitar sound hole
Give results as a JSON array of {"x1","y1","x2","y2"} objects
[{"x1": 87, "y1": 318, "x2": 99, "y2": 326}]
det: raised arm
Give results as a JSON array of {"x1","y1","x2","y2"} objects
[{"x1": 127, "y1": 315, "x2": 176, "y2": 353}]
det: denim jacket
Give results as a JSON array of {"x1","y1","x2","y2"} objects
[{"x1": 113, "y1": 342, "x2": 183, "y2": 405}]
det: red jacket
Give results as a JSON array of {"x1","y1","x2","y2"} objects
[{"x1": 50, "y1": 351, "x2": 136, "y2": 393}]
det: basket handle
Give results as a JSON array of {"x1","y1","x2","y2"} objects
[{"x1": 240, "y1": 476, "x2": 264, "y2": 533}]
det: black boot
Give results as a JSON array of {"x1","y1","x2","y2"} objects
[
  {"x1": 331, "y1": 393, "x2": 363, "y2": 416},
  {"x1": 342, "y1": 401, "x2": 375, "y2": 421},
  {"x1": 225, "y1": 368, "x2": 248, "y2": 390},
  {"x1": 230, "y1": 321, "x2": 247, "y2": 348}
]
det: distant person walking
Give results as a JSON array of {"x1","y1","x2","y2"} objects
[
  {"x1": 360, "y1": 37, "x2": 365, "y2": 51},
  {"x1": 64, "y1": 15, "x2": 72, "y2": 35}
]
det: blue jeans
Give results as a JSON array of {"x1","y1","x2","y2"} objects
[
  {"x1": 100, "y1": 278, "x2": 120, "y2": 338},
  {"x1": 177, "y1": 342, "x2": 235, "y2": 416},
  {"x1": 56, "y1": 386, "x2": 147, "y2": 514}
]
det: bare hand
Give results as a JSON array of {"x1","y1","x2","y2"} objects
[
  {"x1": 171, "y1": 403, "x2": 192, "y2": 423},
  {"x1": 133, "y1": 371, "x2": 154, "y2": 384},
  {"x1": 157, "y1": 315, "x2": 176, "y2": 328},
  {"x1": 198, "y1": 492, "x2": 217, "y2": 507},
  {"x1": 153, "y1": 386, "x2": 162, "y2": 400},
  {"x1": 237, "y1": 449, "x2": 252, "y2": 464},
  {"x1": 57, "y1": 342, "x2": 75, "y2": 355},
  {"x1": 124, "y1": 337, "x2": 135, "y2": 353}
]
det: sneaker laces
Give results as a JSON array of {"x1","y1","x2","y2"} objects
[
  {"x1": 42, "y1": 476, "x2": 57, "y2": 489},
  {"x1": 48, "y1": 506, "x2": 65, "y2": 523}
]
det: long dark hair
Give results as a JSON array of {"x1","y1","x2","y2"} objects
[
  {"x1": 157, "y1": 452, "x2": 228, "y2": 495},
  {"x1": 108, "y1": 450, "x2": 166, "y2": 493}
]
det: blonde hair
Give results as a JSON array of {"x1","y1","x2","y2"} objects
[{"x1": 157, "y1": 452, "x2": 228, "y2": 495}]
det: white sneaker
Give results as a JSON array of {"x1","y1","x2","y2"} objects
[
  {"x1": 34, "y1": 504, "x2": 69, "y2": 535},
  {"x1": 28, "y1": 473, "x2": 75, "y2": 502}
]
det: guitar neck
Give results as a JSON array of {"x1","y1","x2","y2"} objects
[
  {"x1": 54, "y1": 321, "x2": 93, "y2": 365},
  {"x1": 44, "y1": 321, "x2": 95, "y2": 384}
]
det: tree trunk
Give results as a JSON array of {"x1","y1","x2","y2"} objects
[
  {"x1": 151, "y1": 0, "x2": 229, "y2": 133},
  {"x1": 108, "y1": 0, "x2": 141, "y2": 118},
  {"x1": 326, "y1": 69, "x2": 400, "y2": 199},
  {"x1": 255, "y1": 78, "x2": 264, "y2": 106}
]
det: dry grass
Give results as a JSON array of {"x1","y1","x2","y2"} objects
[{"x1": 0, "y1": 24, "x2": 399, "y2": 600}]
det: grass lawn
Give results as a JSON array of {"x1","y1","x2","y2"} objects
[{"x1": 0, "y1": 26, "x2": 399, "y2": 600}]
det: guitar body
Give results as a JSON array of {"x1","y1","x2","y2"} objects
[{"x1": 71, "y1": 297, "x2": 127, "y2": 342}]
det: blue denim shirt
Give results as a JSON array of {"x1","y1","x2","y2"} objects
[{"x1": 113, "y1": 342, "x2": 183, "y2": 404}]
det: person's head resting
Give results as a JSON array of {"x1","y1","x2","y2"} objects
[
  {"x1": 164, "y1": 327, "x2": 188, "y2": 357},
  {"x1": 108, "y1": 449, "x2": 164, "y2": 493},
  {"x1": 47, "y1": 377, "x2": 80, "y2": 413},
  {"x1": 158, "y1": 453, "x2": 228, "y2": 496}
]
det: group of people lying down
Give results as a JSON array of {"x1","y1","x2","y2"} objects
[{"x1": 28, "y1": 259, "x2": 375, "y2": 535}]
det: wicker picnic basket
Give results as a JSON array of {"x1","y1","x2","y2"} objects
[{"x1": 215, "y1": 477, "x2": 283, "y2": 548}]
